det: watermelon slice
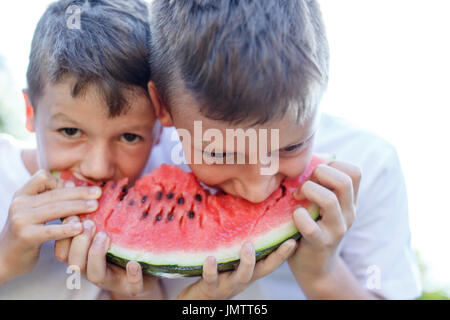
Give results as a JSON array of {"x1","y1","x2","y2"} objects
[{"x1": 55, "y1": 154, "x2": 330, "y2": 278}]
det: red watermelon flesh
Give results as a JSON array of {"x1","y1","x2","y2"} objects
[{"x1": 57, "y1": 154, "x2": 328, "y2": 278}]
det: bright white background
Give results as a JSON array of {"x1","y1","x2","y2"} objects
[{"x1": 0, "y1": 0, "x2": 449, "y2": 292}]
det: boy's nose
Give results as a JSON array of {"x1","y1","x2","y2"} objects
[
  {"x1": 233, "y1": 165, "x2": 280, "y2": 203},
  {"x1": 79, "y1": 144, "x2": 115, "y2": 182}
]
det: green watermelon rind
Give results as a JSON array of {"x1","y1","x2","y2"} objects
[{"x1": 105, "y1": 204, "x2": 320, "y2": 278}]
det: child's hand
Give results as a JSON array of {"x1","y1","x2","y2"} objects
[
  {"x1": 0, "y1": 170, "x2": 100, "y2": 284},
  {"x1": 177, "y1": 239, "x2": 296, "y2": 300},
  {"x1": 54, "y1": 218, "x2": 161, "y2": 299},
  {"x1": 288, "y1": 161, "x2": 361, "y2": 287}
]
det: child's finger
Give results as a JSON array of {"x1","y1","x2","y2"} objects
[
  {"x1": 297, "y1": 181, "x2": 346, "y2": 235},
  {"x1": 329, "y1": 161, "x2": 362, "y2": 204},
  {"x1": 28, "y1": 199, "x2": 99, "y2": 224},
  {"x1": 202, "y1": 256, "x2": 218, "y2": 286},
  {"x1": 230, "y1": 242, "x2": 256, "y2": 286},
  {"x1": 26, "y1": 222, "x2": 83, "y2": 245},
  {"x1": 28, "y1": 186, "x2": 102, "y2": 209},
  {"x1": 310, "y1": 164, "x2": 354, "y2": 215},
  {"x1": 54, "y1": 216, "x2": 80, "y2": 263},
  {"x1": 293, "y1": 206, "x2": 325, "y2": 246},
  {"x1": 67, "y1": 220, "x2": 96, "y2": 272},
  {"x1": 14, "y1": 170, "x2": 59, "y2": 197},
  {"x1": 252, "y1": 239, "x2": 297, "y2": 280},
  {"x1": 86, "y1": 232, "x2": 110, "y2": 286},
  {"x1": 126, "y1": 261, "x2": 144, "y2": 296}
]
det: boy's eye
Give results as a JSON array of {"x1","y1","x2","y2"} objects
[
  {"x1": 280, "y1": 142, "x2": 304, "y2": 154},
  {"x1": 60, "y1": 128, "x2": 82, "y2": 138},
  {"x1": 121, "y1": 133, "x2": 141, "y2": 144},
  {"x1": 283, "y1": 142, "x2": 303, "y2": 152},
  {"x1": 203, "y1": 151, "x2": 229, "y2": 159}
]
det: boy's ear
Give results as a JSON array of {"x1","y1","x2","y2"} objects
[
  {"x1": 148, "y1": 81, "x2": 173, "y2": 127},
  {"x1": 22, "y1": 89, "x2": 35, "y2": 132}
]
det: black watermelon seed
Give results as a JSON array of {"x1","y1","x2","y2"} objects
[
  {"x1": 155, "y1": 214, "x2": 162, "y2": 222},
  {"x1": 187, "y1": 210, "x2": 195, "y2": 219},
  {"x1": 122, "y1": 186, "x2": 128, "y2": 193},
  {"x1": 129, "y1": 200, "x2": 135, "y2": 206},
  {"x1": 167, "y1": 213, "x2": 174, "y2": 221},
  {"x1": 167, "y1": 192, "x2": 174, "y2": 200},
  {"x1": 156, "y1": 192, "x2": 163, "y2": 200},
  {"x1": 100, "y1": 182, "x2": 106, "y2": 187},
  {"x1": 119, "y1": 194, "x2": 126, "y2": 201},
  {"x1": 177, "y1": 197, "x2": 185, "y2": 205},
  {"x1": 142, "y1": 211, "x2": 149, "y2": 219},
  {"x1": 281, "y1": 185, "x2": 287, "y2": 197},
  {"x1": 195, "y1": 194, "x2": 202, "y2": 202}
]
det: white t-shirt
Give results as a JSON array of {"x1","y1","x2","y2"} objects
[
  {"x1": 157, "y1": 113, "x2": 422, "y2": 300},
  {"x1": 0, "y1": 125, "x2": 173, "y2": 299}
]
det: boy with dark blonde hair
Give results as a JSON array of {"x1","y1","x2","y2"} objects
[{"x1": 0, "y1": 0, "x2": 162, "y2": 299}]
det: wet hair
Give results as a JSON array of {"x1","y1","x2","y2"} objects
[
  {"x1": 149, "y1": 0, "x2": 329, "y2": 125},
  {"x1": 26, "y1": 0, "x2": 151, "y2": 117}
]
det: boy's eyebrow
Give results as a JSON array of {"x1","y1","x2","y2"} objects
[
  {"x1": 278, "y1": 128, "x2": 317, "y2": 150},
  {"x1": 50, "y1": 112, "x2": 80, "y2": 125},
  {"x1": 121, "y1": 124, "x2": 154, "y2": 131}
]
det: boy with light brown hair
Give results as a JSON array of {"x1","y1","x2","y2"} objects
[{"x1": 146, "y1": 0, "x2": 422, "y2": 299}]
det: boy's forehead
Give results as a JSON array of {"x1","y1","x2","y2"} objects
[
  {"x1": 36, "y1": 78, "x2": 154, "y2": 127},
  {"x1": 171, "y1": 90, "x2": 320, "y2": 147},
  {"x1": 38, "y1": 78, "x2": 147, "y2": 113}
]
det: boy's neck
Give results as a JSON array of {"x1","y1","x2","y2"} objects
[{"x1": 21, "y1": 149, "x2": 39, "y2": 175}]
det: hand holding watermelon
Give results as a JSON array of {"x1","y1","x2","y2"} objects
[
  {"x1": 288, "y1": 160, "x2": 363, "y2": 299},
  {"x1": 177, "y1": 239, "x2": 297, "y2": 299},
  {"x1": 55, "y1": 215, "x2": 162, "y2": 299},
  {"x1": 0, "y1": 170, "x2": 99, "y2": 284}
]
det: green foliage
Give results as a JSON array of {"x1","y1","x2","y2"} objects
[
  {"x1": 417, "y1": 290, "x2": 450, "y2": 300},
  {"x1": 0, "y1": 55, "x2": 29, "y2": 138},
  {"x1": 415, "y1": 250, "x2": 450, "y2": 300}
]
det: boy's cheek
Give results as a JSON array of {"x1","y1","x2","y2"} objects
[
  {"x1": 116, "y1": 148, "x2": 153, "y2": 184},
  {"x1": 33, "y1": 130, "x2": 76, "y2": 172},
  {"x1": 278, "y1": 143, "x2": 315, "y2": 179}
]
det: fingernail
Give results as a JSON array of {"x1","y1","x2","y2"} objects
[
  {"x1": 86, "y1": 200, "x2": 98, "y2": 210},
  {"x1": 94, "y1": 232, "x2": 106, "y2": 248},
  {"x1": 90, "y1": 187, "x2": 101, "y2": 196},
  {"x1": 83, "y1": 220, "x2": 95, "y2": 235},
  {"x1": 66, "y1": 216, "x2": 79, "y2": 224},
  {"x1": 207, "y1": 256, "x2": 216, "y2": 266},
  {"x1": 71, "y1": 222, "x2": 83, "y2": 232},
  {"x1": 285, "y1": 240, "x2": 296, "y2": 254},
  {"x1": 293, "y1": 206, "x2": 307, "y2": 217},
  {"x1": 65, "y1": 181, "x2": 75, "y2": 188},
  {"x1": 128, "y1": 262, "x2": 139, "y2": 276},
  {"x1": 245, "y1": 242, "x2": 254, "y2": 255}
]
